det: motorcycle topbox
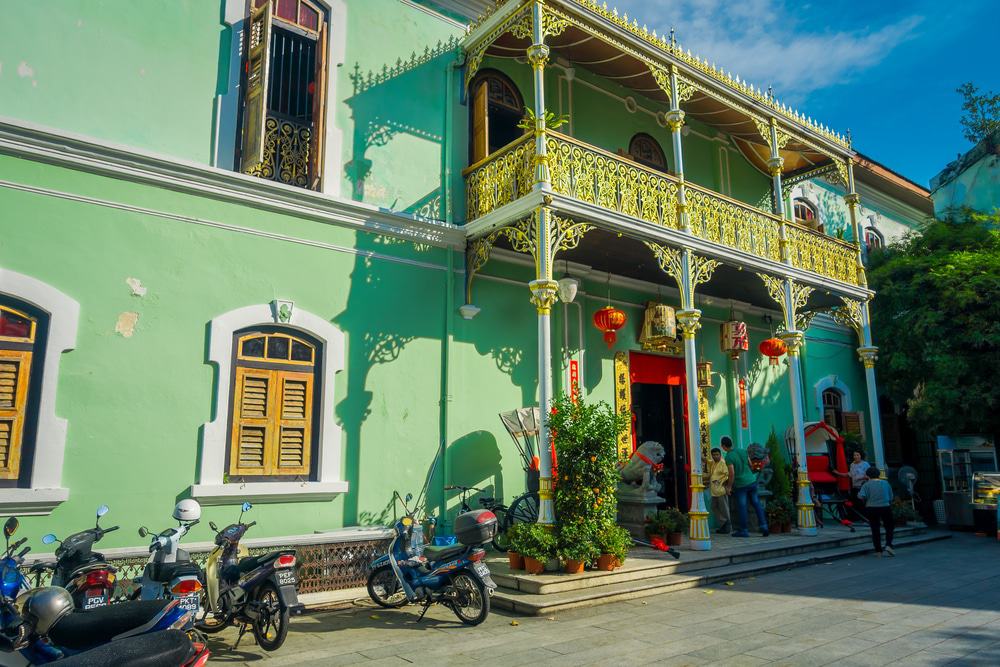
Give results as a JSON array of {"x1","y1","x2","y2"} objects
[{"x1": 453, "y1": 510, "x2": 497, "y2": 546}]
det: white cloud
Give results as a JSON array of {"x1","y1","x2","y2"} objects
[{"x1": 616, "y1": 0, "x2": 922, "y2": 104}]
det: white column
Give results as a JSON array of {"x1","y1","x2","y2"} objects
[
  {"x1": 858, "y1": 306, "x2": 886, "y2": 472},
  {"x1": 528, "y1": 1, "x2": 550, "y2": 190},
  {"x1": 767, "y1": 119, "x2": 786, "y2": 218},
  {"x1": 666, "y1": 66, "x2": 689, "y2": 232}
]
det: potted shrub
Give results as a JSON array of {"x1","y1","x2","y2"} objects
[
  {"x1": 558, "y1": 522, "x2": 599, "y2": 574},
  {"x1": 595, "y1": 523, "x2": 631, "y2": 571},
  {"x1": 662, "y1": 507, "x2": 687, "y2": 546},
  {"x1": 892, "y1": 499, "x2": 917, "y2": 527},
  {"x1": 777, "y1": 497, "x2": 796, "y2": 532},
  {"x1": 644, "y1": 510, "x2": 671, "y2": 541},
  {"x1": 505, "y1": 523, "x2": 529, "y2": 570},
  {"x1": 519, "y1": 523, "x2": 557, "y2": 575}
]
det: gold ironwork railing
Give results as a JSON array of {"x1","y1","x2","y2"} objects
[
  {"x1": 463, "y1": 131, "x2": 862, "y2": 286},
  {"x1": 246, "y1": 114, "x2": 312, "y2": 188}
]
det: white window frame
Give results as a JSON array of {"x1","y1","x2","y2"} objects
[
  {"x1": 192, "y1": 301, "x2": 347, "y2": 505},
  {"x1": 0, "y1": 269, "x2": 79, "y2": 515},
  {"x1": 813, "y1": 375, "x2": 853, "y2": 422}
]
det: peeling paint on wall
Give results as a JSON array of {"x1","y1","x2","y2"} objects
[
  {"x1": 125, "y1": 277, "x2": 147, "y2": 297},
  {"x1": 115, "y1": 312, "x2": 139, "y2": 338}
]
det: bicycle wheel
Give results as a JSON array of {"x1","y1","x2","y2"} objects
[
  {"x1": 504, "y1": 492, "x2": 539, "y2": 530},
  {"x1": 489, "y1": 506, "x2": 510, "y2": 552}
]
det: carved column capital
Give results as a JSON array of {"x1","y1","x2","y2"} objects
[
  {"x1": 844, "y1": 192, "x2": 861, "y2": 207},
  {"x1": 526, "y1": 43, "x2": 550, "y2": 69},
  {"x1": 857, "y1": 345, "x2": 879, "y2": 368},
  {"x1": 767, "y1": 156, "x2": 785, "y2": 177},
  {"x1": 666, "y1": 109, "x2": 686, "y2": 132},
  {"x1": 528, "y1": 279, "x2": 559, "y2": 315},
  {"x1": 778, "y1": 330, "x2": 805, "y2": 355},
  {"x1": 676, "y1": 309, "x2": 702, "y2": 338}
]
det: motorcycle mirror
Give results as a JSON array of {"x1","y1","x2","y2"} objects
[
  {"x1": 405, "y1": 493, "x2": 413, "y2": 503},
  {"x1": 241, "y1": 501, "x2": 252, "y2": 513},
  {"x1": 3, "y1": 517, "x2": 18, "y2": 539},
  {"x1": 209, "y1": 521, "x2": 218, "y2": 532},
  {"x1": 96, "y1": 504, "x2": 109, "y2": 518},
  {"x1": 41, "y1": 534, "x2": 57, "y2": 545},
  {"x1": 138, "y1": 526, "x2": 149, "y2": 538}
]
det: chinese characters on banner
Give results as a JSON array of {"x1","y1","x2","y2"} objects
[
  {"x1": 569, "y1": 359, "x2": 580, "y2": 403},
  {"x1": 739, "y1": 377, "x2": 748, "y2": 429}
]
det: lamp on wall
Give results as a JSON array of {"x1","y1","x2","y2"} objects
[{"x1": 558, "y1": 261, "x2": 579, "y2": 303}]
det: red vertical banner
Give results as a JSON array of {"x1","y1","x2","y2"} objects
[
  {"x1": 739, "y1": 377, "x2": 748, "y2": 429},
  {"x1": 569, "y1": 359, "x2": 580, "y2": 403}
]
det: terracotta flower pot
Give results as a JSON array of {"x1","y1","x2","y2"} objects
[
  {"x1": 507, "y1": 551, "x2": 525, "y2": 570},
  {"x1": 667, "y1": 532, "x2": 684, "y2": 546},
  {"x1": 563, "y1": 559, "x2": 585, "y2": 574},
  {"x1": 523, "y1": 556, "x2": 546, "y2": 575},
  {"x1": 597, "y1": 553, "x2": 618, "y2": 571}
]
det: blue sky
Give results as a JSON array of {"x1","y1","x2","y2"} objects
[{"x1": 614, "y1": 0, "x2": 1000, "y2": 187}]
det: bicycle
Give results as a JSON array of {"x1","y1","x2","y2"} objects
[{"x1": 444, "y1": 485, "x2": 538, "y2": 552}]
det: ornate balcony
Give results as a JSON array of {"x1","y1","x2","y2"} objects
[{"x1": 463, "y1": 131, "x2": 861, "y2": 287}]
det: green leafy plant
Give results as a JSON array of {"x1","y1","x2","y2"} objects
[
  {"x1": 891, "y1": 499, "x2": 918, "y2": 523},
  {"x1": 765, "y1": 428, "x2": 792, "y2": 500},
  {"x1": 505, "y1": 522, "x2": 531, "y2": 554},
  {"x1": 517, "y1": 523, "x2": 557, "y2": 562},
  {"x1": 557, "y1": 522, "x2": 600, "y2": 563},
  {"x1": 645, "y1": 508, "x2": 687, "y2": 536},
  {"x1": 595, "y1": 524, "x2": 631, "y2": 563},
  {"x1": 516, "y1": 107, "x2": 569, "y2": 132},
  {"x1": 766, "y1": 497, "x2": 794, "y2": 525},
  {"x1": 957, "y1": 82, "x2": 1000, "y2": 145}
]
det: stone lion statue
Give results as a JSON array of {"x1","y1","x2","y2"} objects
[{"x1": 619, "y1": 441, "x2": 666, "y2": 495}]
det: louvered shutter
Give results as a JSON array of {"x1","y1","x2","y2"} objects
[
  {"x1": 239, "y1": 1, "x2": 273, "y2": 172},
  {"x1": 274, "y1": 372, "x2": 312, "y2": 475},
  {"x1": 308, "y1": 23, "x2": 328, "y2": 190},
  {"x1": 471, "y1": 80, "x2": 489, "y2": 163},
  {"x1": 0, "y1": 350, "x2": 30, "y2": 480},
  {"x1": 230, "y1": 368, "x2": 273, "y2": 475},
  {"x1": 843, "y1": 411, "x2": 865, "y2": 442}
]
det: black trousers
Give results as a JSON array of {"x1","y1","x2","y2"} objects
[{"x1": 866, "y1": 506, "x2": 894, "y2": 552}]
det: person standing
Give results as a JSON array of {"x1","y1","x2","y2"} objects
[
  {"x1": 708, "y1": 447, "x2": 731, "y2": 534},
  {"x1": 835, "y1": 450, "x2": 871, "y2": 509},
  {"x1": 858, "y1": 466, "x2": 895, "y2": 556},
  {"x1": 722, "y1": 437, "x2": 769, "y2": 537}
]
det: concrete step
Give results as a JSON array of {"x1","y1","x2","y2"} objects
[
  {"x1": 491, "y1": 531, "x2": 950, "y2": 616},
  {"x1": 491, "y1": 525, "x2": 928, "y2": 596}
]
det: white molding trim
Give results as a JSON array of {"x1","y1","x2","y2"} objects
[
  {"x1": 814, "y1": 375, "x2": 854, "y2": 415},
  {"x1": 0, "y1": 269, "x2": 79, "y2": 515},
  {"x1": 191, "y1": 303, "x2": 347, "y2": 505}
]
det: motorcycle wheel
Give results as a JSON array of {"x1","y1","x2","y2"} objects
[
  {"x1": 366, "y1": 565, "x2": 407, "y2": 608},
  {"x1": 194, "y1": 592, "x2": 231, "y2": 634},
  {"x1": 489, "y1": 508, "x2": 510, "y2": 552},
  {"x1": 251, "y1": 581, "x2": 289, "y2": 651},
  {"x1": 448, "y1": 572, "x2": 489, "y2": 626}
]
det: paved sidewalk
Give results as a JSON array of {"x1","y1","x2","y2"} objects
[{"x1": 208, "y1": 533, "x2": 1000, "y2": 666}]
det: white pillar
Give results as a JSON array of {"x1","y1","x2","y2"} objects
[
  {"x1": 677, "y1": 307, "x2": 710, "y2": 550},
  {"x1": 858, "y1": 305, "x2": 886, "y2": 472},
  {"x1": 666, "y1": 66, "x2": 688, "y2": 232},
  {"x1": 767, "y1": 119, "x2": 786, "y2": 218}
]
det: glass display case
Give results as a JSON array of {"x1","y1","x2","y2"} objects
[
  {"x1": 938, "y1": 444, "x2": 997, "y2": 527},
  {"x1": 972, "y1": 472, "x2": 1000, "y2": 509}
]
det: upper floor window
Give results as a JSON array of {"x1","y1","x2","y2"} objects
[
  {"x1": 470, "y1": 71, "x2": 525, "y2": 164},
  {"x1": 239, "y1": 0, "x2": 328, "y2": 190},
  {"x1": 0, "y1": 301, "x2": 45, "y2": 484},
  {"x1": 793, "y1": 199, "x2": 823, "y2": 233},
  {"x1": 822, "y1": 388, "x2": 844, "y2": 433},
  {"x1": 228, "y1": 327, "x2": 320, "y2": 480},
  {"x1": 864, "y1": 227, "x2": 884, "y2": 251},
  {"x1": 628, "y1": 133, "x2": 668, "y2": 171}
]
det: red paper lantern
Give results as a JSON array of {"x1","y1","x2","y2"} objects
[
  {"x1": 758, "y1": 337, "x2": 787, "y2": 366},
  {"x1": 593, "y1": 306, "x2": 627, "y2": 348}
]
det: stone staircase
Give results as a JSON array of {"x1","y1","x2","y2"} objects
[{"x1": 491, "y1": 525, "x2": 949, "y2": 615}]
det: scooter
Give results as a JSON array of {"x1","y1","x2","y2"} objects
[
  {"x1": 367, "y1": 492, "x2": 497, "y2": 626},
  {"x1": 133, "y1": 500, "x2": 203, "y2": 623},
  {"x1": 195, "y1": 502, "x2": 300, "y2": 651},
  {"x1": 35, "y1": 505, "x2": 118, "y2": 610}
]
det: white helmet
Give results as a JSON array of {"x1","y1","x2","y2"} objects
[
  {"x1": 24, "y1": 587, "x2": 73, "y2": 635},
  {"x1": 173, "y1": 499, "x2": 202, "y2": 522}
]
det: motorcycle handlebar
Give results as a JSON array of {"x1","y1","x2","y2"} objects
[
  {"x1": 246, "y1": 521, "x2": 257, "y2": 529},
  {"x1": 102, "y1": 526, "x2": 120, "y2": 534}
]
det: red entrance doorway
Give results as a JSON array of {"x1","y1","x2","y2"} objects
[{"x1": 629, "y1": 352, "x2": 690, "y2": 511}]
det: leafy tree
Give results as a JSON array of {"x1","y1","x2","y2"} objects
[
  {"x1": 867, "y1": 210, "x2": 1000, "y2": 435},
  {"x1": 956, "y1": 82, "x2": 1000, "y2": 145},
  {"x1": 765, "y1": 428, "x2": 791, "y2": 500}
]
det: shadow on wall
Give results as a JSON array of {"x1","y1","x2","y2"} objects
[{"x1": 444, "y1": 430, "x2": 504, "y2": 524}]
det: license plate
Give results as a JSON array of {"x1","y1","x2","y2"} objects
[
  {"x1": 276, "y1": 569, "x2": 297, "y2": 586},
  {"x1": 472, "y1": 562, "x2": 490, "y2": 578},
  {"x1": 83, "y1": 595, "x2": 107, "y2": 610},
  {"x1": 176, "y1": 594, "x2": 200, "y2": 612}
]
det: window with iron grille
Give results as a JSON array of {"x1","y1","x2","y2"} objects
[
  {"x1": 0, "y1": 301, "x2": 46, "y2": 486},
  {"x1": 628, "y1": 133, "x2": 668, "y2": 171},
  {"x1": 239, "y1": 0, "x2": 328, "y2": 190},
  {"x1": 822, "y1": 388, "x2": 844, "y2": 433}
]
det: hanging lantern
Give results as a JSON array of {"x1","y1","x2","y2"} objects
[
  {"x1": 593, "y1": 306, "x2": 627, "y2": 348},
  {"x1": 758, "y1": 337, "x2": 787, "y2": 366},
  {"x1": 639, "y1": 302, "x2": 676, "y2": 350},
  {"x1": 697, "y1": 359, "x2": 714, "y2": 388},
  {"x1": 721, "y1": 320, "x2": 749, "y2": 358}
]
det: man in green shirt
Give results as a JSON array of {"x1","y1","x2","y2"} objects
[{"x1": 722, "y1": 437, "x2": 769, "y2": 537}]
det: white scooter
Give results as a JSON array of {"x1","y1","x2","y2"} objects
[{"x1": 132, "y1": 499, "x2": 204, "y2": 622}]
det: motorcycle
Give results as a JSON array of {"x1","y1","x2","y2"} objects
[
  {"x1": 194, "y1": 501, "x2": 300, "y2": 651},
  {"x1": 133, "y1": 500, "x2": 203, "y2": 623},
  {"x1": 366, "y1": 492, "x2": 498, "y2": 625},
  {"x1": 36, "y1": 505, "x2": 118, "y2": 610}
]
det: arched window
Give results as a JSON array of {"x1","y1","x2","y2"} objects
[
  {"x1": 239, "y1": 0, "x2": 329, "y2": 190},
  {"x1": 628, "y1": 133, "x2": 667, "y2": 171},
  {"x1": 228, "y1": 327, "x2": 321, "y2": 480},
  {"x1": 822, "y1": 388, "x2": 844, "y2": 433},
  {"x1": 0, "y1": 300, "x2": 46, "y2": 484},
  {"x1": 793, "y1": 199, "x2": 823, "y2": 233},
  {"x1": 864, "y1": 227, "x2": 884, "y2": 251},
  {"x1": 470, "y1": 71, "x2": 525, "y2": 163}
]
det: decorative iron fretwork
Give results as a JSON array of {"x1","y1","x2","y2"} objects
[
  {"x1": 753, "y1": 117, "x2": 790, "y2": 152},
  {"x1": 685, "y1": 183, "x2": 783, "y2": 263},
  {"x1": 648, "y1": 65, "x2": 695, "y2": 104},
  {"x1": 785, "y1": 221, "x2": 858, "y2": 285},
  {"x1": 464, "y1": 4, "x2": 533, "y2": 88},
  {"x1": 245, "y1": 116, "x2": 312, "y2": 188},
  {"x1": 510, "y1": 10, "x2": 571, "y2": 40},
  {"x1": 645, "y1": 242, "x2": 683, "y2": 294},
  {"x1": 490, "y1": 212, "x2": 594, "y2": 275},
  {"x1": 465, "y1": 134, "x2": 535, "y2": 220},
  {"x1": 644, "y1": 244, "x2": 719, "y2": 310},
  {"x1": 829, "y1": 296, "x2": 864, "y2": 345},
  {"x1": 757, "y1": 273, "x2": 814, "y2": 329}
]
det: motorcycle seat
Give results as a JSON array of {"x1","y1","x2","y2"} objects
[
  {"x1": 54, "y1": 628, "x2": 193, "y2": 667},
  {"x1": 48, "y1": 599, "x2": 171, "y2": 650},
  {"x1": 422, "y1": 544, "x2": 466, "y2": 562},
  {"x1": 148, "y1": 559, "x2": 201, "y2": 583}
]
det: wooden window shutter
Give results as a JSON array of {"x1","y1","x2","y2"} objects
[
  {"x1": 471, "y1": 80, "x2": 489, "y2": 164},
  {"x1": 239, "y1": 1, "x2": 273, "y2": 173},
  {"x1": 275, "y1": 372, "x2": 312, "y2": 475},
  {"x1": 308, "y1": 22, "x2": 328, "y2": 190},
  {"x1": 0, "y1": 350, "x2": 31, "y2": 480},
  {"x1": 842, "y1": 411, "x2": 865, "y2": 442},
  {"x1": 230, "y1": 367, "x2": 273, "y2": 476}
]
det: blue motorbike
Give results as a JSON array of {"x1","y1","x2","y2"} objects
[{"x1": 366, "y1": 492, "x2": 498, "y2": 625}]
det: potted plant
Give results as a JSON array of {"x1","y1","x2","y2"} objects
[
  {"x1": 662, "y1": 507, "x2": 687, "y2": 546},
  {"x1": 595, "y1": 523, "x2": 631, "y2": 571},
  {"x1": 557, "y1": 522, "x2": 599, "y2": 574},
  {"x1": 892, "y1": 499, "x2": 917, "y2": 527},
  {"x1": 519, "y1": 523, "x2": 557, "y2": 575},
  {"x1": 777, "y1": 497, "x2": 796, "y2": 532},
  {"x1": 505, "y1": 523, "x2": 529, "y2": 570}
]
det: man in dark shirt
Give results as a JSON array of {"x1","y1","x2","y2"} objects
[{"x1": 723, "y1": 437, "x2": 769, "y2": 537}]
